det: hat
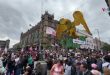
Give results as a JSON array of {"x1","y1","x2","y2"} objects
[
  {"x1": 108, "y1": 53, "x2": 110, "y2": 55},
  {"x1": 91, "y1": 63, "x2": 97, "y2": 69},
  {"x1": 91, "y1": 70, "x2": 101, "y2": 75},
  {"x1": 63, "y1": 57, "x2": 67, "y2": 60}
]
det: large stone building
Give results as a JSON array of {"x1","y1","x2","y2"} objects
[
  {"x1": 20, "y1": 11, "x2": 58, "y2": 49},
  {"x1": 93, "y1": 37, "x2": 105, "y2": 50},
  {"x1": 76, "y1": 30, "x2": 104, "y2": 50},
  {"x1": 76, "y1": 29, "x2": 95, "y2": 50},
  {"x1": 0, "y1": 39, "x2": 10, "y2": 50}
]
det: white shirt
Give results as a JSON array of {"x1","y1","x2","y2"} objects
[
  {"x1": 64, "y1": 65, "x2": 71, "y2": 75},
  {"x1": 15, "y1": 57, "x2": 19, "y2": 62},
  {"x1": 102, "y1": 62, "x2": 110, "y2": 69},
  {"x1": 34, "y1": 61, "x2": 38, "y2": 69},
  {"x1": 15, "y1": 57, "x2": 20, "y2": 65},
  {"x1": 59, "y1": 55, "x2": 63, "y2": 60}
]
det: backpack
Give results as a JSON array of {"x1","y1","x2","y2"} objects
[{"x1": 103, "y1": 64, "x2": 110, "y2": 75}]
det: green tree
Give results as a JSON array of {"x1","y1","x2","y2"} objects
[{"x1": 101, "y1": 43, "x2": 110, "y2": 51}]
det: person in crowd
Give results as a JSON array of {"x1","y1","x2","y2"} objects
[
  {"x1": 70, "y1": 62, "x2": 76, "y2": 75},
  {"x1": 75, "y1": 62, "x2": 81, "y2": 75},
  {"x1": 80, "y1": 63, "x2": 92, "y2": 75},
  {"x1": 75, "y1": 56, "x2": 83, "y2": 64},
  {"x1": 27, "y1": 54, "x2": 34, "y2": 69},
  {"x1": 64, "y1": 60, "x2": 72, "y2": 75},
  {"x1": 81, "y1": 55, "x2": 87, "y2": 64},
  {"x1": 50, "y1": 60, "x2": 64, "y2": 75},
  {"x1": 0, "y1": 58, "x2": 6, "y2": 75},
  {"x1": 22, "y1": 54, "x2": 28, "y2": 72},
  {"x1": 96, "y1": 55, "x2": 103, "y2": 73},
  {"x1": 47, "y1": 58, "x2": 53, "y2": 70},
  {"x1": 33, "y1": 62, "x2": 42, "y2": 75},
  {"x1": 102, "y1": 55, "x2": 110, "y2": 75},
  {"x1": 91, "y1": 54, "x2": 97, "y2": 64},
  {"x1": 91, "y1": 63, "x2": 101, "y2": 75},
  {"x1": 14, "y1": 54, "x2": 23, "y2": 75},
  {"x1": 87, "y1": 54, "x2": 97, "y2": 70},
  {"x1": 6, "y1": 55, "x2": 15, "y2": 75},
  {"x1": 23, "y1": 66, "x2": 32, "y2": 75},
  {"x1": 2, "y1": 54, "x2": 7, "y2": 68}
]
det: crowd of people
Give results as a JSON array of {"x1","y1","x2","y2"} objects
[
  {"x1": 48, "y1": 50, "x2": 110, "y2": 75},
  {"x1": 0, "y1": 49, "x2": 110, "y2": 75}
]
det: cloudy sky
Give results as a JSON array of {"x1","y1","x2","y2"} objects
[{"x1": 0, "y1": 0, "x2": 110, "y2": 48}]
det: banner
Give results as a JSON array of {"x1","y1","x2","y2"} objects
[
  {"x1": 46, "y1": 27, "x2": 56, "y2": 36},
  {"x1": 73, "y1": 39, "x2": 85, "y2": 44}
]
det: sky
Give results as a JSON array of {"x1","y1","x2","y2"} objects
[{"x1": 0, "y1": 0, "x2": 110, "y2": 48}]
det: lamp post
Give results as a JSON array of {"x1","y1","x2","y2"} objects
[
  {"x1": 38, "y1": 31, "x2": 42, "y2": 60},
  {"x1": 96, "y1": 29, "x2": 101, "y2": 50}
]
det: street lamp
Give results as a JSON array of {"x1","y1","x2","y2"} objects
[{"x1": 96, "y1": 29, "x2": 101, "y2": 50}]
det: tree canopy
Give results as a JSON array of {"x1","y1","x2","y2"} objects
[{"x1": 101, "y1": 43, "x2": 110, "y2": 51}]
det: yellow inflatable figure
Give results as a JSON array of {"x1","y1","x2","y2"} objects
[
  {"x1": 56, "y1": 18, "x2": 78, "y2": 39},
  {"x1": 73, "y1": 11, "x2": 92, "y2": 35},
  {"x1": 56, "y1": 11, "x2": 92, "y2": 39},
  {"x1": 56, "y1": 18, "x2": 68, "y2": 39}
]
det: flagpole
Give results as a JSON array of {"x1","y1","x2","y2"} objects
[
  {"x1": 96, "y1": 29, "x2": 101, "y2": 50},
  {"x1": 38, "y1": 0, "x2": 44, "y2": 60}
]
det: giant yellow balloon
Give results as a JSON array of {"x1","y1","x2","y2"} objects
[
  {"x1": 56, "y1": 11, "x2": 92, "y2": 40},
  {"x1": 56, "y1": 18, "x2": 68, "y2": 39},
  {"x1": 73, "y1": 11, "x2": 92, "y2": 35}
]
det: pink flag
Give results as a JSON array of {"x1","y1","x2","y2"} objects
[
  {"x1": 46, "y1": 27, "x2": 56, "y2": 36},
  {"x1": 102, "y1": 8, "x2": 106, "y2": 12},
  {"x1": 102, "y1": 8, "x2": 110, "y2": 12}
]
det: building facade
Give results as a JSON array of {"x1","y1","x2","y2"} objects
[
  {"x1": 20, "y1": 11, "x2": 58, "y2": 49},
  {"x1": 76, "y1": 30, "x2": 105, "y2": 50},
  {"x1": 93, "y1": 37, "x2": 104, "y2": 50},
  {"x1": 0, "y1": 39, "x2": 10, "y2": 50}
]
